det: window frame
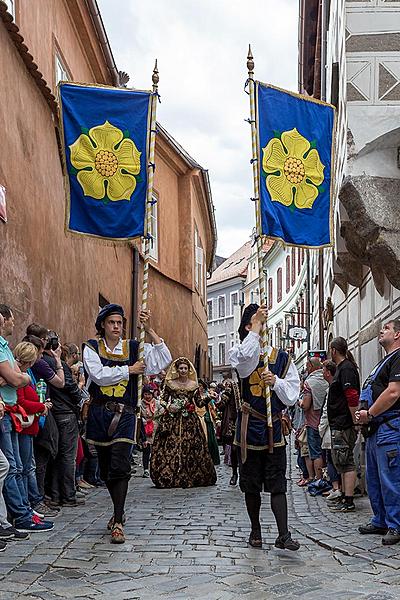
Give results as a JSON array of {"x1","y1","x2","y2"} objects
[
  {"x1": 277, "y1": 267, "x2": 283, "y2": 303},
  {"x1": 218, "y1": 295, "x2": 226, "y2": 319},
  {"x1": 267, "y1": 278, "x2": 273, "y2": 310},
  {"x1": 207, "y1": 299, "x2": 213, "y2": 321},
  {"x1": 230, "y1": 291, "x2": 239, "y2": 315},
  {"x1": 291, "y1": 248, "x2": 296, "y2": 286},
  {"x1": 148, "y1": 195, "x2": 158, "y2": 262},
  {"x1": 194, "y1": 224, "x2": 205, "y2": 300},
  {"x1": 218, "y1": 342, "x2": 226, "y2": 366},
  {"x1": 286, "y1": 256, "x2": 290, "y2": 293}
]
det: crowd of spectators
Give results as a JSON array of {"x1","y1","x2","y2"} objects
[{"x1": 0, "y1": 304, "x2": 118, "y2": 553}]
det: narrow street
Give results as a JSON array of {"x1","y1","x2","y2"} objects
[{"x1": 2, "y1": 444, "x2": 400, "y2": 600}]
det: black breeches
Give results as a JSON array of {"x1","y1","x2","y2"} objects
[{"x1": 96, "y1": 442, "x2": 131, "y2": 524}]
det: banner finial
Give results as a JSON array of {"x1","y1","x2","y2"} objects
[
  {"x1": 247, "y1": 45, "x2": 254, "y2": 75},
  {"x1": 152, "y1": 59, "x2": 159, "y2": 89}
]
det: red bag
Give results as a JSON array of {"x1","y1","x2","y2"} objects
[{"x1": 144, "y1": 420, "x2": 154, "y2": 437}]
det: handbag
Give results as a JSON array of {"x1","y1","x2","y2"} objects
[
  {"x1": 280, "y1": 412, "x2": 293, "y2": 437},
  {"x1": 297, "y1": 426, "x2": 308, "y2": 444},
  {"x1": 14, "y1": 413, "x2": 35, "y2": 429}
]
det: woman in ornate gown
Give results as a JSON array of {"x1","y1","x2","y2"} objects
[{"x1": 150, "y1": 358, "x2": 217, "y2": 489}]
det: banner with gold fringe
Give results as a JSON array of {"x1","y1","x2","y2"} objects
[
  {"x1": 59, "y1": 82, "x2": 152, "y2": 241},
  {"x1": 257, "y1": 83, "x2": 335, "y2": 248}
]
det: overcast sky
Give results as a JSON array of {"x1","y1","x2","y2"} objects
[{"x1": 98, "y1": 0, "x2": 299, "y2": 258}]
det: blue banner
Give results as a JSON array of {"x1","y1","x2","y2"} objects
[
  {"x1": 59, "y1": 83, "x2": 151, "y2": 240},
  {"x1": 257, "y1": 83, "x2": 335, "y2": 247}
]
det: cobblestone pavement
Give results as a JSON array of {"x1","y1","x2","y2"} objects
[{"x1": 2, "y1": 443, "x2": 400, "y2": 600}]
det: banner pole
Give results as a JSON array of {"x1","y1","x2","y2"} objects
[
  {"x1": 247, "y1": 46, "x2": 274, "y2": 453},
  {"x1": 136, "y1": 60, "x2": 159, "y2": 416}
]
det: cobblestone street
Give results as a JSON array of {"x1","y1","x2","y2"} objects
[{"x1": 2, "y1": 445, "x2": 400, "y2": 600}]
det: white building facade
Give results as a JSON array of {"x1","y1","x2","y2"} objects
[
  {"x1": 300, "y1": 0, "x2": 400, "y2": 380},
  {"x1": 207, "y1": 242, "x2": 251, "y2": 381}
]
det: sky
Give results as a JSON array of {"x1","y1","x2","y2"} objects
[{"x1": 97, "y1": 0, "x2": 299, "y2": 258}]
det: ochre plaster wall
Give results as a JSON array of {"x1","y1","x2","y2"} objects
[{"x1": 0, "y1": 23, "x2": 132, "y2": 347}]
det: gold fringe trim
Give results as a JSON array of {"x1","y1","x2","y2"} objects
[
  {"x1": 57, "y1": 82, "x2": 153, "y2": 244},
  {"x1": 255, "y1": 81, "x2": 337, "y2": 249},
  {"x1": 85, "y1": 437, "x2": 135, "y2": 446}
]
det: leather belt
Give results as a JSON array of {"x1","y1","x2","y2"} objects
[
  {"x1": 240, "y1": 402, "x2": 280, "y2": 464},
  {"x1": 92, "y1": 399, "x2": 136, "y2": 437}
]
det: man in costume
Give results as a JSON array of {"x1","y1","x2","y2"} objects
[
  {"x1": 229, "y1": 304, "x2": 300, "y2": 551},
  {"x1": 83, "y1": 303, "x2": 171, "y2": 543}
]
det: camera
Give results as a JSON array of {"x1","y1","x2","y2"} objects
[{"x1": 45, "y1": 334, "x2": 60, "y2": 351}]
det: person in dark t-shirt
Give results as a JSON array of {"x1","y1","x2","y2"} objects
[
  {"x1": 356, "y1": 319, "x2": 400, "y2": 545},
  {"x1": 327, "y1": 337, "x2": 360, "y2": 513}
]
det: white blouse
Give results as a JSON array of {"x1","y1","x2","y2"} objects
[
  {"x1": 228, "y1": 331, "x2": 300, "y2": 407},
  {"x1": 83, "y1": 338, "x2": 172, "y2": 387}
]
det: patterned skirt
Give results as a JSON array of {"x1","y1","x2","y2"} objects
[{"x1": 150, "y1": 413, "x2": 217, "y2": 489}]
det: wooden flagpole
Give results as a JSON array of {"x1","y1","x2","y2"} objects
[
  {"x1": 137, "y1": 59, "x2": 159, "y2": 414},
  {"x1": 247, "y1": 46, "x2": 274, "y2": 452}
]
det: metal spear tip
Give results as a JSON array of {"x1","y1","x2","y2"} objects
[
  {"x1": 152, "y1": 59, "x2": 159, "y2": 86},
  {"x1": 247, "y1": 44, "x2": 254, "y2": 72}
]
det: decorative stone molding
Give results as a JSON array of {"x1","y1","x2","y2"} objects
[{"x1": 339, "y1": 175, "x2": 400, "y2": 290}]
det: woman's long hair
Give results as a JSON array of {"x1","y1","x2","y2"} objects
[{"x1": 331, "y1": 336, "x2": 358, "y2": 369}]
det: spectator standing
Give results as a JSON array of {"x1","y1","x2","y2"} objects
[
  {"x1": 320, "y1": 361, "x2": 341, "y2": 500},
  {"x1": 43, "y1": 332, "x2": 82, "y2": 507},
  {"x1": 14, "y1": 341, "x2": 57, "y2": 519},
  {"x1": 356, "y1": 320, "x2": 400, "y2": 545},
  {"x1": 28, "y1": 323, "x2": 64, "y2": 503},
  {"x1": 0, "y1": 305, "x2": 53, "y2": 532},
  {"x1": 328, "y1": 337, "x2": 360, "y2": 513},
  {"x1": 301, "y1": 357, "x2": 328, "y2": 481}
]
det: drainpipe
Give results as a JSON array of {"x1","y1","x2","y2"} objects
[
  {"x1": 130, "y1": 245, "x2": 139, "y2": 340},
  {"x1": 85, "y1": 0, "x2": 120, "y2": 86}
]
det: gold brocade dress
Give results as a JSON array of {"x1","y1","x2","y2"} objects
[{"x1": 150, "y1": 384, "x2": 217, "y2": 489}]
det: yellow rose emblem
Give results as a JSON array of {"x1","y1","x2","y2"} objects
[
  {"x1": 262, "y1": 128, "x2": 325, "y2": 209},
  {"x1": 249, "y1": 368, "x2": 266, "y2": 398},
  {"x1": 100, "y1": 380, "x2": 128, "y2": 398},
  {"x1": 69, "y1": 121, "x2": 141, "y2": 202}
]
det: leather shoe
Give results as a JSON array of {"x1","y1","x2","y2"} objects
[
  {"x1": 275, "y1": 532, "x2": 300, "y2": 551},
  {"x1": 248, "y1": 530, "x2": 262, "y2": 548},
  {"x1": 229, "y1": 473, "x2": 238, "y2": 486},
  {"x1": 382, "y1": 529, "x2": 400, "y2": 545},
  {"x1": 358, "y1": 523, "x2": 387, "y2": 535}
]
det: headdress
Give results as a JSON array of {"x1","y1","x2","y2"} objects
[
  {"x1": 238, "y1": 303, "x2": 259, "y2": 341},
  {"x1": 95, "y1": 303, "x2": 124, "y2": 333},
  {"x1": 165, "y1": 357, "x2": 198, "y2": 385}
]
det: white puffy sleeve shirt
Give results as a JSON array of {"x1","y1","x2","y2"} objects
[
  {"x1": 83, "y1": 338, "x2": 172, "y2": 387},
  {"x1": 228, "y1": 332, "x2": 299, "y2": 407}
]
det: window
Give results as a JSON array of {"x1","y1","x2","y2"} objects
[
  {"x1": 208, "y1": 346, "x2": 213, "y2": 361},
  {"x1": 231, "y1": 292, "x2": 238, "y2": 314},
  {"x1": 297, "y1": 248, "x2": 301, "y2": 275},
  {"x1": 277, "y1": 268, "x2": 282, "y2": 303},
  {"x1": 291, "y1": 248, "x2": 296, "y2": 286},
  {"x1": 301, "y1": 297, "x2": 305, "y2": 328},
  {"x1": 286, "y1": 256, "x2": 290, "y2": 293},
  {"x1": 55, "y1": 52, "x2": 70, "y2": 86},
  {"x1": 276, "y1": 324, "x2": 282, "y2": 347},
  {"x1": 218, "y1": 343, "x2": 226, "y2": 366},
  {"x1": 148, "y1": 197, "x2": 158, "y2": 261},
  {"x1": 4, "y1": 0, "x2": 15, "y2": 18},
  {"x1": 207, "y1": 300, "x2": 213, "y2": 321},
  {"x1": 194, "y1": 225, "x2": 205, "y2": 299},
  {"x1": 218, "y1": 296, "x2": 226, "y2": 318},
  {"x1": 267, "y1": 278, "x2": 273, "y2": 310}
]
